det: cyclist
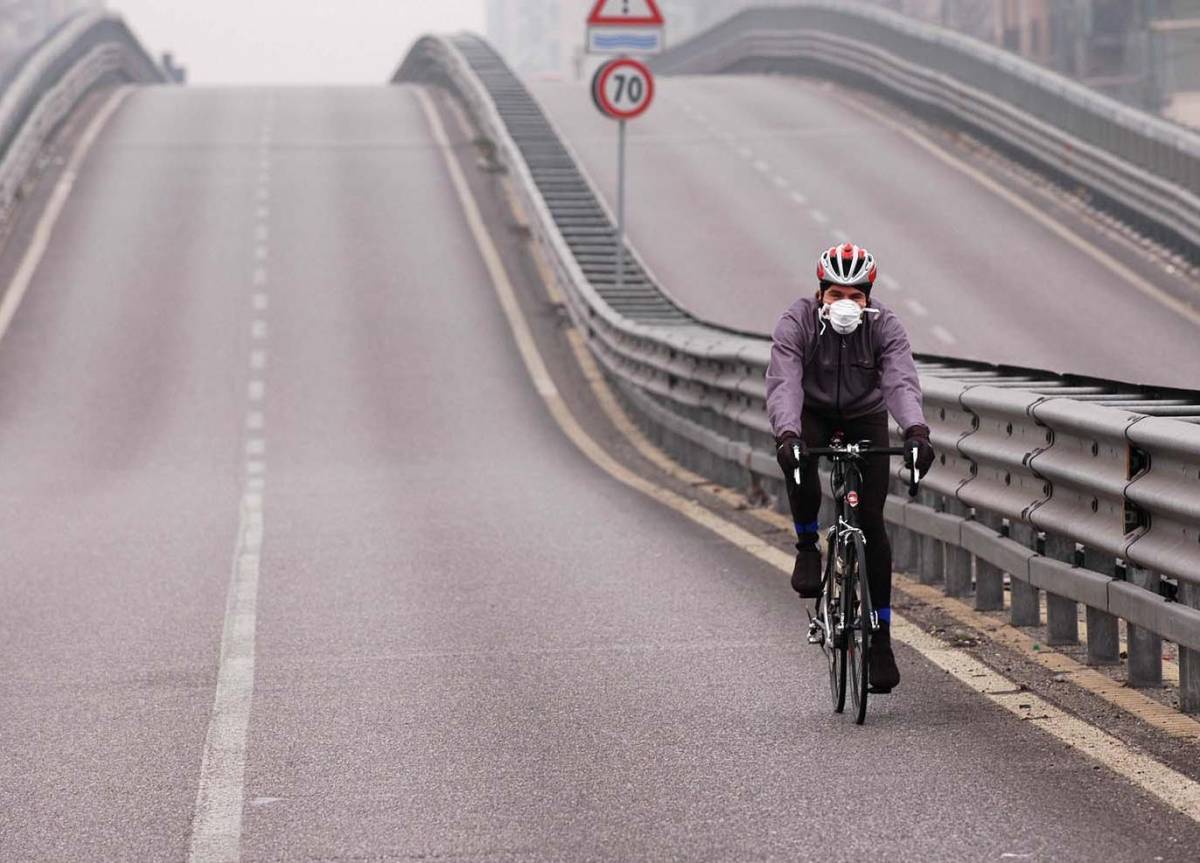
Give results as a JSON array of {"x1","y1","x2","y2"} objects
[{"x1": 765, "y1": 242, "x2": 935, "y2": 692}]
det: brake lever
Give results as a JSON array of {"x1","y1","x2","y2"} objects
[{"x1": 907, "y1": 444, "x2": 921, "y2": 498}]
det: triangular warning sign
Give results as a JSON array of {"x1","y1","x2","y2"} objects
[{"x1": 587, "y1": 0, "x2": 664, "y2": 26}]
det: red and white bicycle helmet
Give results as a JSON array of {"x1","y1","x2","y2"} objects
[{"x1": 817, "y1": 242, "x2": 877, "y2": 290}]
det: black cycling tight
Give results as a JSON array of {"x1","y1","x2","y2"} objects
[{"x1": 782, "y1": 409, "x2": 893, "y2": 612}]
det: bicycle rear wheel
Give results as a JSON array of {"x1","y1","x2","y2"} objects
[
  {"x1": 824, "y1": 545, "x2": 847, "y2": 713},
  {"x1": 846, "y1": 537, "x2": 871, "y2": 724}
]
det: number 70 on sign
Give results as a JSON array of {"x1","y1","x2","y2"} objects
[{"x1": 591, "y1": 58, "x2": 655, "y2": 121}]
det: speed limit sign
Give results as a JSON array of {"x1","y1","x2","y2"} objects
[{"x1": 591, "y1": 58, "x2": 655, "y2": 121}]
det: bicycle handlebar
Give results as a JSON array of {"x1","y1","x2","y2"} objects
[{"x1": 794, "y1": 443, "x2": 924, "y2": 498}]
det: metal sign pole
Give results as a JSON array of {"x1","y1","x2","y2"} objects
[{"x1": 616, "y1": 118, "x2": 626, "y2": 295}]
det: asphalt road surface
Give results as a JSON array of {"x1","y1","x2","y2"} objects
[
  {"x1": 531, "y1": 75, "x2": 1200, "y2": 389},
  {"x1": 1, "y1": 83, "x2": 1199, "y2": 860}
]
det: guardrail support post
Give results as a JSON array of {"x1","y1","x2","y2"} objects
[
  {"x1": 1181, "y1": 582, "x2": 1200, "y2": 714},
  {"x1": 1009, "y1": 523, "x2": 1040, "y2": 626},
  {"x1": 1125, "y1": 565, "x2": 1163, "y2": 688},
  {"x1": 1046, "y1": 593, "x2": 1079, "y2": 646},
  {"x1": 974, "y1": 515, "x2": 1005, "y2": 611},
  {"x1": 917, "y1": 490, "x2": 943, "y2": 586},
  {"x1": 1085, "y1": 606, "x2": 1120, "y2": 666},
  {"x1": 944, "y1": 502, "x2": 972, "y2": 597},
  {"x1": 1044, "y1": 535, "x2": 1079, "y2": 646},
  {"x1": 1083, "y1": 547, "x2": 1119, "y2": 666},
  {"x1": 890, "y1": 523, "x2": 920, "y2": 575}
]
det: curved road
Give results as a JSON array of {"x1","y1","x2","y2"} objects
[
  {"x1": 0, "y1": 82, "x2": 1198, "y2": 859},
  {"x1": 530, "y1": 75, "x2": 1200, "y2": 388}
]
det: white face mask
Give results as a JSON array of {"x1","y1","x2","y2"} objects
[{"x1": 820, "y1": 298, "x2": 867, "y2": 335}]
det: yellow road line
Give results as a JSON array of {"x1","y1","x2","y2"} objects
[
  {"x1": 418, "y1": 86, "x2": 1200, "y2": 824},
  {"x1": 898, "y1": 576, "x2": 1199, "y2": 741}
]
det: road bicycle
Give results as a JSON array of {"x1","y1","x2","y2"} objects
[{"x1": 800, "y1": 436, "x2": 921, "y2": 724}]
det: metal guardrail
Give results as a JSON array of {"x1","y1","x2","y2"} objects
[
  {"x1": 649, "y1": 2, "x2": 1200, "y2": 258},
  {"x1": 0, "y1": 12, "x2": 164, "y2": 222},
  {"x1": 395, "y1": 35, "x2": 1200, "y2": 712}
]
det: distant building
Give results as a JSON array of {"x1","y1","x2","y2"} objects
[
  {"x1": 485, "y1": 1, "x2": 1200, "y2": 125},
  {"x1": 486, "y1": 0, "x2": 593, "y2": 81},
  {"x1": 0, "y1": 0, "x2": 103, "y2": 70}
]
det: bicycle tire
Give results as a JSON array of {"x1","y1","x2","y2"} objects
[
  {"x1": 825, "y1": 541, "x2": 847, "y2": 713},
  {"x1": 846, "y1": 535, "x2": 871, "y2": 725}
]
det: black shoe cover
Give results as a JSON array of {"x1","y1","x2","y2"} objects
[
  {"x1": 791, "y1": 545, "x2": 822, "y2": 597},
  {"x1": 868, "y1": 625, "x2": 901, "y2": 693}
]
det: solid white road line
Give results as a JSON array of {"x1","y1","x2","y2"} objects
[
  {"x1": 420, "y1": 84, "x2": 1200, "y2": 827},
  {"x1": 0, "y1": 87, "x2": 132, "y2": 343}
]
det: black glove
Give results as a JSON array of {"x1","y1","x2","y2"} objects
[
  {"x1": 903, "y1": 425, "x2": 935, "y2": 475},
  {"x1": 776, "y1": 434, "x2": 807, "y2": 475}
]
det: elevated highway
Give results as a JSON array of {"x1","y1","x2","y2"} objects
[
  {"x1": 0, "y1": 14, "x2": 1199, "y2": 860},
  {"x1": 530, "y1": 75, "x2": 1200, "y2": 388}
]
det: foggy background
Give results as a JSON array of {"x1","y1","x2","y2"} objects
[{"x1": 111, "y1": 0, "x2": 485, "y2": 84}]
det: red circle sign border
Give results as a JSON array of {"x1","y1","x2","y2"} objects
[{"x1": 595, "y1": 58, "x2": 655, "y2": 121}]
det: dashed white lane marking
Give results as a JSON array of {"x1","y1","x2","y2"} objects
[
  {"x1": 737, "y1": 146, "x2": 753, "y2": 159},
  {"x1": 0, "y1": 87, "x2": 132, "y2": 343},
  {"x1": 790, "y1": 191, "x2": 808, "y2": 205},
  {"x1": 753, "y1": 159, "x2": 770, "y2": 173},
  {"x1": 424, "y1": 86, "x2": 1200, "y2": 827},
  {"x1": 772, "y1": 175, "x2": 789, "y2": 189},
  {"x1": 833, "y1": 228, "x2": 851, "y2": 242},
  {"x1": 256, "y1": 205, "x2": 270, "y2": 221},
  {"x1": 932, "y1": 325, "x2": 958, "y2": 345},
  {"x1": 878, "y1": 274, "x2": 903, "y2": 292},
  {"x1": 189, "y1": 97, "x2": 273, "y2": 858},
  {"x1": 905, "y1": 298, "x2": 930, "y2": 317},
  {"x1": 810, "y1": 209, "x2": 829, "y2": 225}
]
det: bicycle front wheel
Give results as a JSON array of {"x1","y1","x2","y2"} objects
[{"x1": 846, "y1": 536, "x2": 871, "y2": 725}]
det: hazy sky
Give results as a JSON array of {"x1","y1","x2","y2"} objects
[{"x1": 111, "y1": 0, "x2": 486, "y2": 84}]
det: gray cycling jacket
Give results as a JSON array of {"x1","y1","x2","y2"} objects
[{"x1": 765, "y1": 296, "x2": 927, "y2": 440}]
